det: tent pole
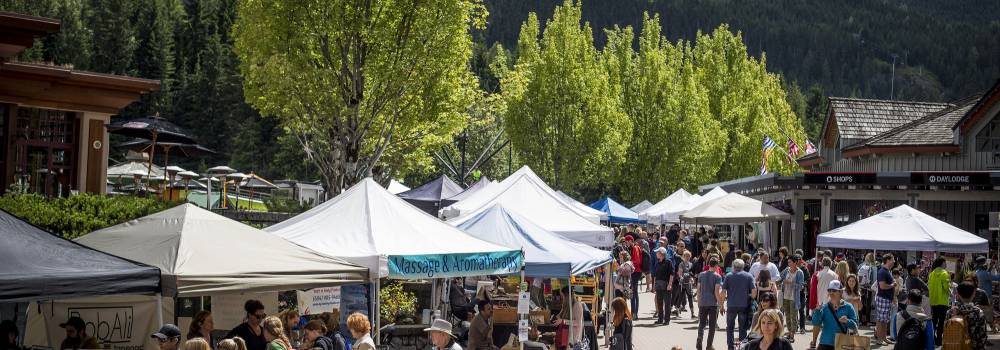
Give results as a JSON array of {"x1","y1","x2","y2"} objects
[
  {"x1": 604, "y1": 262, "x2": 613, "y2": 345},
  {"x1": 374, "y1": 279, "x2": 381, "y2": 345},
  {"x1": 156, "y1": 293, "x2": 164, "y2": 328}
]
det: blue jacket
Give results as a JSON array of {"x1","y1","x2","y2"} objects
[
  {"x1": 811, "y1": 301, "x2": 858, "y2": 346},
  {"x1": 975, "y1": 269, "x2": 1000, "y2": 296},
  {"x1": 890, "y1": 307, "x2": 935, "y2": 350},
  {"x1": 779, "y1": 267, "x2": 805, "y2": 309}
]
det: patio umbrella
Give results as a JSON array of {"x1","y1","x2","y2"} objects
[
  {"x1": 226, "y1": 173, "x2": 248, "y2": 209},
  {"x1": 116, "y1": 138, "x2": 215, "y2": 183},
  {"x1": 240, "y1": 173, "x2": 279, "y2": 210},
  {"x1": 107, "y1": 115, "x2": 197, "y2": 187}
]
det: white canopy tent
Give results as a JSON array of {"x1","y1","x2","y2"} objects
[
  {"x1": 817, "y1": 205, "x2": 988, "y2": 253},
  {"x1": 441, "y1": 166, "x2": 614, "y2": 247},
  {"x1": 266, "y1": 178, "x2": 522, "y2": 279},
  {"x1": 75, "y1": 204, "x2": 369, "y2": 297},
  {"x1": 629, "y1": 200, "x2": 653, "y2": 213},
  {"x1": 555, "y1": 190, "x2": 609, "y2": 222},
  {"x1": 387, "y1": 179, "x2": 410, "y2": 194},
  {"x1": 680, "y1": 192, "x2": 790, "y2": 224},
  {"x1": 638, "y1": 189, "x2": 692, "y2": 224}
]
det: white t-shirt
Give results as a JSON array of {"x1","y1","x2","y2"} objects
[
  {"x1": 749, "y1": 261, "x2": 780, "y2": 282},
  {"x1": 816, "y1": 268, "x2": 839, "y2": 307}
]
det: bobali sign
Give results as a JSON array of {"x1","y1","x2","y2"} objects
[
  {"x1": 24, "y1": 296, "x2": 165, "y2": 350},
  {"x1": 388, "y1": 251, "x2": 522, "y2": 279}
]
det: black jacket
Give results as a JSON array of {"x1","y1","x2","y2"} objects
[
  {"x1": 312, "y1": 335, "x2": 346, "y2": 350},
  {"x1": 654, "y1": 258, "x2": 674, "y2": 283},
  {"x1": 745, "y1": 337, "x2": 793, "y2": 350}
]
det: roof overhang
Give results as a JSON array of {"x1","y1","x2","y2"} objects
[
  {"x1": 796, "y1": 155, "x2": 826, "y2": 167},
  {"x1": 0, "y1": 62, "x2": 159, "y2": 113},
  {"x1": 954, "y1": 79, "x2": 1000, "y2": 134},
  {"x1": 841, "y1": 144, "x2": 960, "y2": 159},
  {"x1": 0, "y1": 12, "x2": 60, "y2": 59}
]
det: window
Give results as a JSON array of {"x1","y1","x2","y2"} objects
[
  {"x1": 11, "y1": 107, "x2": 78, "y2": 196},
  {"x1": 976, "y1": 116, "x2": 1000, "y2": 152}
]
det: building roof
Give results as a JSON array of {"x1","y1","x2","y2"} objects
[
  {"x1": 0, "y1": 12, "x2": 60, "y2": 59},
  {"x1": 857, "y1": 96, "x2": 980, "y2": 148},
  {"x1": 822, "y1": 97, "x2": 952, "y2": 147},
  {"x1": 954, "y1": 79, "x2": 1000, "y2": 134}
]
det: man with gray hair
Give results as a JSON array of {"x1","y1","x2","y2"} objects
[{"x1": 722, "y1": 259, "x2": 755, "y2": 349}]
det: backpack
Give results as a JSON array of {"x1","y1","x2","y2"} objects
[
  {"x1": 894, "y1": 312, "x2": 926, "y2": 350},
  {"x1": 637, "y1": 240, "x2": 651, "y2": 271},
  {"x1": 858, "y1": 264, "x2": 873, "y2": 289},
  {"x1": 941, "y1": 316, "x2": 971, "y2": 350}
]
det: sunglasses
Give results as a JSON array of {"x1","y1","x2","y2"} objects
[
  {"x1": 253, "y1": 312, "x2": 267, "y2": 319},
  {"x1": 157, "y1": 337, "x2": 178, "y2": 344}
]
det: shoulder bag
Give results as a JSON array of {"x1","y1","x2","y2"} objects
[{"x1": 828, "y1": 303, "x2": 870, "y2": 350}]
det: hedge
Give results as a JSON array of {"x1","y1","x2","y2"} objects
[{"x1": 0, "y1": 193, "x2": 179, "y2": 239}]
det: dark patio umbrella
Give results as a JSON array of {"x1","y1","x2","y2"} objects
[{"x1": 107, "y1": 115, "x2": 197, "y2": 188}]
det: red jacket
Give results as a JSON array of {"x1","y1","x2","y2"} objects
[
  {"x1": 631, "y1": 245, "x2": 643, "y2": 273},
  {"x1": 808, "y1": 272, "x2": 819, "y2": 309}
]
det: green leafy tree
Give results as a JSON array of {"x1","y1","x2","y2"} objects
[
  {"x1": 501, "y1": 0, "x2": 631, "y2": 190},
  {"x1": 233, "y1": 0, "x2": 483, "y2": 193}
]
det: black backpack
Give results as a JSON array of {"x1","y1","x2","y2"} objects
[{"x1": 894, "y1": 312, "x2": 927, "y2": 350}]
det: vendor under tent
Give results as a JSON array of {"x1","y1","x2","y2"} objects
[
  {"x1": 450, "y1": 203, "x2": 613, "y2": 277},
  {"x1": 441, "y1": 166, "x2": 613, "y2": 247},
  {"x1": 397, "y1": 174, "x2": 464, "y2": 215},
  {"x1": 589, "y1": 196, "x2": 644, "y2": 224},
  {"x1": 387, "y1": 179, "x2": 410, "y2": 194},
  {"x1": 555, "y1": 190, "x2": 609, "y2": 222},
  {"x1": 266, "y1": 178, "x2": 522, "y2": 341},
  {"x1": 629, "y1": 200, "x2": 653, "y2": 213},
  {"x1": 0, "y1": 210, "x2": 160, "y2": 302},
  {"x1": 440, "y1": 177, "x2": 493, "y2": 207},
  {"x1": 680, "y1": 192, "x2": 790, "y2": 225},
  {"x1": 817, "y1": 204, "x2": 988, "y2": 253},
  {"x1": 75, "y1": 203, "x2": 369, "y2": 297}
]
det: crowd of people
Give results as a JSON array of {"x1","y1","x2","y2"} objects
[{"x1": 609, "y1": 224, "x2": 1000, "y2": 350}]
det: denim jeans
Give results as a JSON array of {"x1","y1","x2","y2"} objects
[
  {"x1": 697, "y1": 305, "x2": 718, "y2": 349},
  {"x1": 725, "y1": 306, "x2": 750, "y2": 348},
  {"x1": 630, "y1": 273, "x2": 641, "y2": 314}
]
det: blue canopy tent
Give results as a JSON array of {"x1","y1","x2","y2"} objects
[
  {"x1": 589, "y1": 196, "x2": 644, "y2": 224},
  {"x1": 450, "y1": 204, "x2": 612, "y2": 277}
]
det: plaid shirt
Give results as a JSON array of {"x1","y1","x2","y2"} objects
[{"x1": 951, "y1": 301, "x2": 987, "y2": 350}]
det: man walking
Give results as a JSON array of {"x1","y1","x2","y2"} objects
[
  {"x1": 780, "y1": 255, "x2": 805, "y2": 341},
  {"x1": 722, "y1": 259, "x2": 754, "y2": 350},
  {"x1": 696, "y1": 255, "x2": 725, "y2": 350},
  {"x1": 927, "y1": 257, "x2": 950, "y2": 346},
  {"x1": 749, "y1": 250, "x2": 780, "y2": 283},
  {"x1": 874, "y1": 254, "x2": 897, "y2": 346},
  {"x1": 810, "y1": 257, "x2": 838, "y2": 348},
  {"x1": 654, "y1": 247, "x2": 676, "y2": 325}
]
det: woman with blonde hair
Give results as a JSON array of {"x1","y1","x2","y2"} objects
[
  {"x1": 346, "y1": 313, "x2": 375, "y2": 350},
  {"x1": 834, "y1": 261, "x2": 850, "y2": 286},
  {"x1": 610, "y1": 297, "x2": 633, "y2": 350},
  {"x1": 217, "y1": 338, "x2": 247, "y2": 350},
  {"x1": 182, "y1": 338, "x2": 212, "y2": 350},
  {"x1": 261, "y1": 316, "x2": 291, "y2": 350},
  {"x1": 278, "y1": 310, "x2": 300, "y2": 341},
  {"x1": 746, "y1": 309, "x2": 792, "y2": 350}
]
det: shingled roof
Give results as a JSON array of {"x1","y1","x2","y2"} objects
[
  {"x1": 823, "y1": 97, "x2": 952, "y2": 147},
  {"x1": 864, "y1": 96, "x2": 979, "y2": 147}
]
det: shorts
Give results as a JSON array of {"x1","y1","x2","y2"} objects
[{"x1": 874, "y1": 296, "x2": 893, "y2": 322}]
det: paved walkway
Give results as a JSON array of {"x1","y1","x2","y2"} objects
[{"x1": 606, "y1": 289, "x2": 1000, "y2": 350}]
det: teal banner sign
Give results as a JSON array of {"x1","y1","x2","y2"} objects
[{"x1": 388, "y1": 251, "x2": 522, "y2": 279}]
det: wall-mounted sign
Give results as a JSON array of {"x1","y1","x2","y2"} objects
[
  {"x1": 910, "y1": 172, "x2": 992, "y2": 185},
  {"x1": 803, "y1": 173, "x2": 877, "y2": 184}
]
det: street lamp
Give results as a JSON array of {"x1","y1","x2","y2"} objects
[
  {"x1": 227, "y1": 172, "x2": 248, "y2": 210},
  {"x1": 206, "y1": 165, "x2": 235, "y2": 209}
]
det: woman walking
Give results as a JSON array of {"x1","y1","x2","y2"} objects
[
  {"x1": 611, "y1": 297, "x2": 633, "y2": 350},
  {"x1": 745, "y1": 309, "x2": 793, "y2": 350},
  {"x1": 810, "y1": 280, "x2": 859, "y2": 350}
]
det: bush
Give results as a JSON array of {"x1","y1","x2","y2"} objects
[
  {"x1": 0, "y1": 193, "x2": 179, "y2": 239},
  {"x1": 379, "y1": 281, "x2": 417, "y2": 325}
]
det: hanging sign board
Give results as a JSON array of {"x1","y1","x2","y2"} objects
[{"x1": 387, "y1": 251, "x2": 522, "y2": 279}]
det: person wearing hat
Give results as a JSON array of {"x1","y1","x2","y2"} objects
[
  {"x1": 151, "y1": 324, "x2": 182, "y2": 350},
  {"x1": 653, "y1": 246, "x2": 675, "y2": 325},
  {"x1": 425, "y1": 319, "x2": 461, "y2": 350},
  {"x1": 810, "y1": 280, "x2": 858, "y2": 350},
  {"x1": 59, "y1": 316, "x2": 99, "y2": 350}
]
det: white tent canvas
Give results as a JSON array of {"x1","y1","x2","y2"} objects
[
  {"x1": 638, "y1": 189, "x2": 692, "y2": 224},
  {"x1": 75, "y1": 204, "x2": 368, "y2": 297},
  {"x1": 387, "y1": 179, "x2": 410, "y2": 194},
  {"x1": 817, "y1": 205, "x2": 988, "y2": 253},
  {"x1": 441, "y1": 166, "x2": 613, "y2": 247},
  {"x1": 680, "y1": 192, "x2": 790, "y2": 224},
  {"x1": 266, "y1": 178, "x2": 522, "y2": 279},
  {"x1": 555, "y1": 191, "x2": 608, "y2": 222},
  {"x1": 450, "y1": 204, "x2": 612, "y2": 277},
  {"x1": 629, "y1": 200, "x2": 653, "y2": 213},
  {"x1": 652, "y1": 187, "x2": 729, "y2": 224}
]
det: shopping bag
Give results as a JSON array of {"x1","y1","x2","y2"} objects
[
  {"x1": 833, "y1": 332, "x2": 871, "y2": 350},
  {"x1": 555, "y1": 324, "x2": 569, "y2": 348}
]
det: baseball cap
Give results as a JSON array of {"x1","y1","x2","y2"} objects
[
  {"x1": 59, "y1": 316, "x2": 85, "y2": 330},
  {"x1": 827, "y1": 280, "x2": 845, "y2": 291},
  {"x1": 623, "y1": 235, "x2": 634, "y2": 242},
  {"x1": 151, "y1": 324, "x2": 182, "y2": 340}
]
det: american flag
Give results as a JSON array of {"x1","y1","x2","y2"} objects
[
  {"x1": 805, "y1": 139, "x2": 817, "y2": 154},
  {"x1": 760, "y1": 136, "x2": 776, "y2": 175},
  {"x1": 786, "y1": 139, "x2": 801, "y2": 161}
]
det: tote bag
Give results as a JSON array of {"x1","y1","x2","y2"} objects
[{"x1": 829, "y1": 304, "x2": 870, "y2": 350}]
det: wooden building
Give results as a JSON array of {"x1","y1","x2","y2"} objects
[
  {"x1": 701, "y1": 80, "x2": 1000, "y2": 254},
  {"x1": 0, "y1": 12, "x2": 159, "y2": 196}
]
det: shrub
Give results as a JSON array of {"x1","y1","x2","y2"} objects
[
  {"x1": 379, "y1": 281, "x2": 417, "y2": 325},
  {"x1": 0, "y1": 193, "x2": 179, "y2": 239}
]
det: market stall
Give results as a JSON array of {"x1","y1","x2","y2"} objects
[
  {"x1": 555, "y1": 191, "x2": 609, "y2": 223},
  {"x1": 441, "y1": 166, "x2": 613, "y2": 247},
  {"x1": 266, "y1": 178, "x2": 523, "y2": 343},
  {"x1": 629, "y1": 200, "x2": 653, "y2": 213},
  {"x1": 451, "y1": 204, "x2": 613, "y2": 350},
  {"x1": 441, "y1": 177, "x2": 493, "y2": 208},
  {"x1": 397, "y1": 175, "x2": 464, "y2": 216},
  {"x1": 817, "y1": 204, "x2": 988, "y2": 253}
]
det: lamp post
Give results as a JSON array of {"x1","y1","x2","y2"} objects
[
  {"x1": 206, "y1": 165, "x2": 235, "y2": 209},
  {"x1": 227, "y1": 172, "x2": 248, "y2": 210}
]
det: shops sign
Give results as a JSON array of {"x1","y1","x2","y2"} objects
[{"x1": 804, "y1": 173, "x2": 877, "y2": 184}]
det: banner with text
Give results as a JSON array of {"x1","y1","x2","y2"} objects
[
  {"x1": 24, "y1": 295, "x2": 173, "y2": 350},
  {"x1": 388, "y1": 251, "x2": 522, "y2": 279},
  {"x1": 296, "y1": 287, "x2": 341, "y2": 315}
]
